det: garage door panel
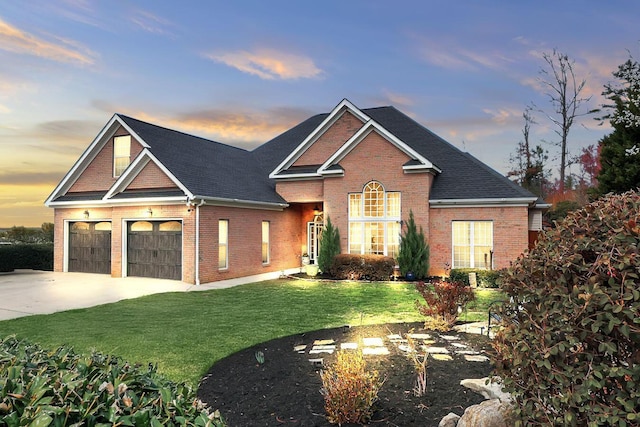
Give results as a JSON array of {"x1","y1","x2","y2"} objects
[
  {"x1": 127, "y1": 221, "x2": 182, "y2": 280},
  {"x1": 68, "y1": 222, "x2": 111, "y2": 274}
]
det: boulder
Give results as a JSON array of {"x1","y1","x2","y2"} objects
[
  {"x1": 438, "y1": 412, "x2": 461, "y2": 427},
  {"x1": 460, "y1": 377, "x2": 511, "y2": 402},
  {"x1": 456, "y1": 399, "x2": 511, "y2": 427}
]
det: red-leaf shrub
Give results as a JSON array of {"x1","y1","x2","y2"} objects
[{"x1": 415, "y1": 279, "x2": 475, "y2": 330}]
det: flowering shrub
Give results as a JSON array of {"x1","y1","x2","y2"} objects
[
  {"x1": 493, "y1": 191, "x2": 640, "y2": 426},
  {"x1": 415, "y1": 280, "x2": 475, "y2": 331},
  {"x1": 320, "y1": 350, "x2": 383, "y2": 425},
  {"x1": 0, "y1": 336, "x2": 224, "y2": 426},
  {"x1": 327, "y1": 254, "x2": 395, "y2": 281}
]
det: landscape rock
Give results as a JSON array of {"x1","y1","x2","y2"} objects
[
  {"x1": 438, "y1": 412, "x2": 461, "y2": 427},
  {"x1": 456, "y1": 399, "x2": 511, "y2": 427},
  {"x1": 460, "y1": 377, "x2": 511, "y2": 401}
]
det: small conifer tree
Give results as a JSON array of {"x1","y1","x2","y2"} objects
[
  {"x1": 397, "y1": 210, "x2": 430, "y2": 279},
  {"x1": 318, "y1": 216, "x2": 341, "y2": 273}
]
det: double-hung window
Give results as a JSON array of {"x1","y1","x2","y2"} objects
[
  {"x1": 218, "y1": 220, "x2": 228, "y2": 270},
  {"x1": 348, "y1": 181, "x2": 401, "y2": 258},
  {"x1": 113, "y1": 135, "x2": 131, "y2": 177},
  {"x1": 452, "y1": 221, "x2": 493, "y2": 269}
]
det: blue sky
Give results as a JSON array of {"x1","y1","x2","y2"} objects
[{"x1": 0, "y1": 1, "x2": 638, "y2": 226}]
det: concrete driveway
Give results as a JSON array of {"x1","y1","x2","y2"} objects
[{"x1": 0, "y1": 269, "x2": 263, "y2": 321}]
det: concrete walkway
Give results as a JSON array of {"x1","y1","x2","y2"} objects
[{"x1": 0, "y1": 269, "x2": 281, "y2": 321}]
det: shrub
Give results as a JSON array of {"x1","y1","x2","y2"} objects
[
  {"x1": 318, "y1": 216, "x2": 340, "y2": 273},
  {"x1": 0, "y1": 336, "x2": 224, "y2": 426},
  {"x1": 0, "y1": 243, "x2": 53, "y2": 272},
  {"x1": 449, "y1": 268, "x2": 502, "y2": 288},
  {"x1": 415, "y1": 279, "x2": 476, "y2": 331},
  {"x1": 320, "y1": 350, "x2": 383, "y2": 425},
  {"x1": 397, "y1": 210, "x2": 430, "y2": 279},
  {"x1": 327, "y1": 254, "x2": 395, "y2": 281},
  {"x1": 492, "y1": 190, "x2": 640, "y2": 426}
]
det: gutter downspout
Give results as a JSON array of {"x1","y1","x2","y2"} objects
[{"x1": 192, "y1": 199, "x2": 206, "y2": 285}]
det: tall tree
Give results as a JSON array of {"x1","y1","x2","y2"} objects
[
  {"x1": 536, "y1": 50, "x2": 593, "y2": 193},
  {"x1": 317, "y1": 216, "x2": 340, "y2": 273},
  {"x1": 397, "y1": 210, "x2": 429, "y2": 280},
  {"x1": 508, "y1": 107, "x2": 548, "y2": 196},
  {"x1": 596, "y1": 56, "x2": 640, "y2": 194}
]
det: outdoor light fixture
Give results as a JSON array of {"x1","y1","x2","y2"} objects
[
  {"x1": 83, "y1": 210, "x2": 89, "y2": 219},
  {"x1": 146, "y1": 207, "x2": 153, "y2": 217},
  {"x1": 313, "y1": 204, "x2": 320, "y2": 215}
]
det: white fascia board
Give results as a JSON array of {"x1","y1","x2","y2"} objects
[
  {"x1": 45, "y1": 114, "x2": 121, "y2": 206},
  {"x1": 430, "y1": 197, "x2": 539, "y2": 208},
  {"x1": 272, "y1": 172, "x2": 322, "y2": 180},
  {"x1": 103, "y1": 149, "x2": 193, "y2": 200},
  {"x1": 47, "y1": 196, "x2": 189, "y2": 208},
  {"x1": 318, "y1": 120, "x2": 440, "y2": 174},
  {"x1": 193, "y1": 195, "x2": 289, "y2": 211},
  {"x1": 268, "y1": 99, "x2": 370, "y2": 179}
]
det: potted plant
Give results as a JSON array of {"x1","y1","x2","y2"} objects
[
  {"x1": 301, "y1": 253, "x2": 310, "y2": 265},
  {"x1": 305, "y1": 263, "x2": 319, "y2": 276}
]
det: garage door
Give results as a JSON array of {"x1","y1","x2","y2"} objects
[
  {"x1": 127, "y1": 221, "x2": 182, "y2": 280},
  {"x1": 68, "y1": 221, "x2": 112, "y2": 274}
]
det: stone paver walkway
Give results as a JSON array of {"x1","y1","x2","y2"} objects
[{"x1": 295, "y1": 330, "x2": 489, "y2": 366}]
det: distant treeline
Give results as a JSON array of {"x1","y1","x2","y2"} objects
[{"x1": 0, "y1": 223, "x2": 54, "y2": 244}]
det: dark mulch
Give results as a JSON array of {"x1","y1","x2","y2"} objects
[{"x1": 198, "y1": 322, "x2": 494, "y2": 427}]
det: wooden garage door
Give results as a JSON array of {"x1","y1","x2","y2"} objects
[
  {"x1": 69, "y1": 221, "x2": 111, "y2": 274},
  {"x1": 127, "y1": 221, "x2": 182, "y2": 280}
]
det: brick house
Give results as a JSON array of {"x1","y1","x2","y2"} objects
[{"x1": 46, "y1": 99, "x2": 545, "y2": 284}]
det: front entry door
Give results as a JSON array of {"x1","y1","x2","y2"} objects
[{"x1": 307, "y1": 214, "x2": 323, "y2": 264}]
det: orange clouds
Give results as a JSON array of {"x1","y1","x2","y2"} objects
[
  {"x1": 0, "y1": 17, "x2": 95, "y2": 65},
  {"x1": 205, "y1": 48, "x2": 323, "y2": 80}
]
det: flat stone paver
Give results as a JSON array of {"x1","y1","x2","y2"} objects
[
  {"x1": 441, "y1": 335, "x2": 460, "y2": 341},
  {"x1": 294, "y1": 345, "x2": 307, "y2": 353},
  {"x1": 363, "y1": 347, "x2": 390, "y2": 356},
  {"x1": 431, "y1": 354, "x2": 453, "y2": 361},
  {"x1": 362, "y1": 337, "x2": 384, "y2": 347},
  {"x1": 407, "y1": 333, "x2": 432, "y2": 340},
  {"x1": 313, "y1": 339, "x2": 335, "y2": 346},
  {"x1": 464, "y1": 354, "x2": 490, "y2": 362},
  {"x1": 424, "y1": 346, "x2": 449, "y2": 354},
  {"x1": 340, "y1": 342, "x2": 358, "y2": 350}
]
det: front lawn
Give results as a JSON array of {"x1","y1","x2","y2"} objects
[{"x1": 0, "y1": 279, "x2": 503, "y2": 386}]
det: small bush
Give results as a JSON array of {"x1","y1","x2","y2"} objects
[
  {"x1": 320, "y1": 350, "x2": 383, "y2": 425},
  {"x1": 493, "y1": 190, "x2": 640, "y2": 426},
  {"x1": 0, "y1": 336, "x2": 224, "y2": 426},
  {"x1": 327, "y1": 254, "x2": 395, "y2": 281},
  {"x1": 415, "y1": 280, "x2": 476, "y2": 331},
  {"x1": 318, "y1": 216, "x2": 340, "y2": 273},
  {"x1": 0, "y1": 243, "x2": 53, "y2": 272},
  {"x1": 449, "y1": 268, "x2": 502, "y2": 288},
  {"x1": 397, "y1": 210, "x2": 430, "y2": 279}
]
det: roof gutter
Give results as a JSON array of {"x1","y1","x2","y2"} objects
[
  {"x1": 430, "y1": 197, "x2": 539, "y2": 208},
  {"x1": 192, "y1": 195, "x2": 288, "y2": 211}
]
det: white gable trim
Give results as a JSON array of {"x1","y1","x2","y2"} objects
[
  {"x1": 269, "y1": 99, "x2": 370, "y2": 179},
  {"x1": 45, "y1": 114, "x2": 152, "y2": 207},
  {"x1": 430, "y1": 197, "x2": 538, "y2": 208},
  {"x1": 103, "y1": 149, "x2": 193, "y2": 200},
  {"x1": 317, "y1": 120, "x2": 441, "y2": 175}
]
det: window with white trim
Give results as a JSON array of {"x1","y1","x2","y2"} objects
[
  {"x1": 452, "y1": 221, "x2": 493, "y2": 269},
  {"x1": 261, "y1": 221, "x2": 270, "y2": 264},
  {"x1": 219, "y1": 220, "x2": 228, "y2": 270},
  {"x1": 348, "y1": 181, "x2": 401, "y2": 258},
  {"x1": 113, "y1": 135, "x2": 131, "y2": 177}
]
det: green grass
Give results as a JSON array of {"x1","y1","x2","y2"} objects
[{"x1": 0, "y1": 279, "x2": 504, "y2": 386}]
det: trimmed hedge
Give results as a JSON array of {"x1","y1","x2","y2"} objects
[
  {"x1": 328, "y1": 254, "x2": 395, "y2": 281},
  {"x1": 449, "y1": 268, "x2": 502, "y2": 288},
  {"x1": 0, "y1": 244, "x2": 53, "y2": 273},
  {"x1": 0, "y1": 336, "x2": 224, "y2": 426}
]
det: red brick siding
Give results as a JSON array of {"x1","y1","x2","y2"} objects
[
  {"x1": 68, "y1": 126, "x2": 144, "y2": 192},
  {"x1": 293, "y1": 111, "x2": 364, "y2": 166},
  {"x1": 126, "y1": 161, "x2": 178, "y2": 190},
  {"x1": 321, "y1": 131, "x2": 433, "y2": 256},
  {"x1": 198, "y1": 205, "x2": 302, "y2": 283},
  {"x1": 429, "y1": 206, "x2": 529, "y2": 277},
  {"x1": 276, "y1": 180, "x2": 324, "y2": 202}
]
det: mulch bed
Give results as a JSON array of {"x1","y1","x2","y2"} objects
[{"x1": 197, "y1": 322, "x2": 494, "y2": 427}]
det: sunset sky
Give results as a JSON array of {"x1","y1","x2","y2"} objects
[{"x1": 0, "y1": 1, "x2": 638, "y2": 227}]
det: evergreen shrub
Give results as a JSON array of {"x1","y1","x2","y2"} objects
[
  {"x1": 397, "y1": 210, "x2": 429, "y2": 279},
  {"x1": 328, "y1": 254, "x2": 395, "y2": 281},
  {"x1": 449, "y1": 268, "x2": 502, "y2": 288},
  {"x1": 0, "y1": 336, "x2": 224, "y2": 426},
  {"x1": 0, "y1": 244, "x2": 53, "y2": 272},
  {"x1": 318, "y1": 216, "x2": 340, "y2": 273},
  {"x1": 493, "y1": 190, "x2": 640, "y2": 426}
]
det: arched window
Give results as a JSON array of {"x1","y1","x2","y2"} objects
[{"x1": 348, "y1": 181, "x2": 401, "y2": 258}]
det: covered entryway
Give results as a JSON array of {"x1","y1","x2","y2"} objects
[
  {"x1": 68, "y1": 221, "x2": 112, "y2": 274},
  {"x1": 127, "y1": 220, "x2": 182, "y2": 280}
]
